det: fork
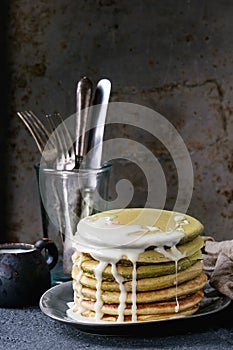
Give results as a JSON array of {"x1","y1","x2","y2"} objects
[
  {"x1": 46, "y1": 112, "x2": 78, "y2": 270},
  {"x1": 46, "y1": 112, "x2": 76, "y2": 170},
  {"x1": 17, "y1": 110, "x2": 57, "y2": 164}
]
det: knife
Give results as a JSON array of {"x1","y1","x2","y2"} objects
[
  {"x1": 74, "y1": 76, "x2": 93, "y2": 169},
  {"x1": 80, "y1": 78, "x2": 111, "y2": 218},
  {"x1": 85, "y1": 78, "x2": 111, "y2": 169}
]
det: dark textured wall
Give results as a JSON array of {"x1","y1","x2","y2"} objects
[
  {"x1": 0, "y1": 1, "x2": 11, "y2": 243},
  {"x1": 4, "y1": 0, "x2": 233, "y2": 243}
]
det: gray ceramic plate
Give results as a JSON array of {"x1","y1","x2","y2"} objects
[{"x1": 39, "y1": 281, "x2": 231, "y2": 336}]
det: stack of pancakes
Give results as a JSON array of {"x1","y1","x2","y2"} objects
[{"x1": 71, "y1": 209, "x2": 207, "y2": 322}]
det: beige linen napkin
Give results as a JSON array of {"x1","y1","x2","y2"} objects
[{"x1": 202, "y1": 236, "x2": 233, "y2": 299}]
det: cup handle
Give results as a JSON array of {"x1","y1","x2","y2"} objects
[{"x1": 34, "y1": 238, "x2": 58, "y2": 270}]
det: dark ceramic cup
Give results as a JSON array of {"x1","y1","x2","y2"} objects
[{"x1": 0, "y1": 238, "x2": 58, "y2": 307}]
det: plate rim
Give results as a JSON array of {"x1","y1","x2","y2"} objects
[{"x1": 40, "y1": 280, "x2": 231, "y2": 331}]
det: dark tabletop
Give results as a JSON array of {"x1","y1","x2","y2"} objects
[{"x1": 0, "y1": 299, "x2": 233, "y2": 350}]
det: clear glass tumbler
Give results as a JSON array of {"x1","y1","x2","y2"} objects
[{"x1": 34, "y1": 162, "x2": 112, "y2": 285}]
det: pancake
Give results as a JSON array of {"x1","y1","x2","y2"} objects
[
  {"x1": 74, "y1": 260, "x2": 203, "y2": 292},
  {"x1": 76, "y1": 305, "x2": 199, "y2": 322},
  {"x1": 75, "y1": 273, "x2": 207, "y2": 304},
  {"x1": 75, "y1": 291, "x2": 204, "y2": 317},
  {"x1": 74, "y1": 250, "x2": 202, "y2": 281},
  {"x1": 68, "y1": 208, "x2": 207, "y2": 323},
  {"x1": 129, "y1": 235, "x2": 204, "y2": 264},
  {"x1": 78, "y1": 235, "x2": 204, "y2": 265}
]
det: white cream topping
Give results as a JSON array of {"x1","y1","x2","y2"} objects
[
  {"x1": 69, "y1": 214, "x2": 189, "y2": 323},
  {"x1": 76, "y1": 216, "x2": 185, "y2": 250}
]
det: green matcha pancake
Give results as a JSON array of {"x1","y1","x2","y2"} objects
[{"x1": 69, "y1": 208, "x2": 207, "y2": 323}]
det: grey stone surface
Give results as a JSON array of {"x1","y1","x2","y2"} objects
[{"x1": 0, "y1": 304, "x2": 233, "y2": 350}]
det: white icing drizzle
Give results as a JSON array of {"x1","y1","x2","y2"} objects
[
  {"x1": 70, "y1": 214, "x2": 189, "y2": 322},
  {"x1": 111, "y1": 263, "x2": 126, "y2": 322},
  {"x1": 93, "y1": 261, "x2": 108, "y2": 321},
  {"x1": 131, "y1": 261, "x2": 137, "y2": 322},
  {"x1": 74, "y1": 254, "x2": 84, "y2": 315},
  {"x1": 154, "y1": 246, "x2": 185, "y2": 312},
  {"x1": 174, "y1": 260, "x2": 180, "y2": 313}
]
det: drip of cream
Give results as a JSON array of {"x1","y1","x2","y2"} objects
[
  {"x1": 154, "y1": 246, "x2": 186, "y2": 312},
  {"x1": 93, "y1": 261, "x2": 108, "y2": 321},
  {"x1": 71, "y1": 214, "x2": 189, "y2": 322},
  {"x1": 131, "y1": 261, "x2": 137, "y2": 322},
  {"x1": 111, "y1": 263, "x2": 126, "y2": 322},
  {"x1": 73, "y1": 254, "x2": 85, "y2": 315}
]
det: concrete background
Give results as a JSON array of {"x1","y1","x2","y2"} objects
[{"x1": 2, "y1": 0, "x2": 233, "y2": 243}]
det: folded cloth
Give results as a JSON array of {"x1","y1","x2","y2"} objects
[{"x1": 202, "y1": 236, "x2": 233, "y2": 300}]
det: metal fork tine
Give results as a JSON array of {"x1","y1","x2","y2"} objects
[
  {"x1": 46, "y1": 114, "x2": 60, "y2": 148},
  {"x1": 46, "y1": 113, "x2": 75, "y2": 169},
  {"x1": 17, "y1": 111, "x2": 47, "y2": 154},
  {"x1": 48, "y1": 113, "x2": 74, "y2": 160},
  {"x1": 25, "y1": 111, "x2": 57, "y2": 151},
  {"x1": 53, "y1": 113, "x2": 67, "y2": 158},
  {"x1": 46, "y1": 113, "x2": 65, "y2": 163},
  {"x1": 26, "y1": 110, "x2": 51, "y2": 140},
  {"x1": 55, "y1": 112, "x2": 75, "y2": 159},
  {"x1": 17, "y1": 110, "x2": 59, "y2": 167}
]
